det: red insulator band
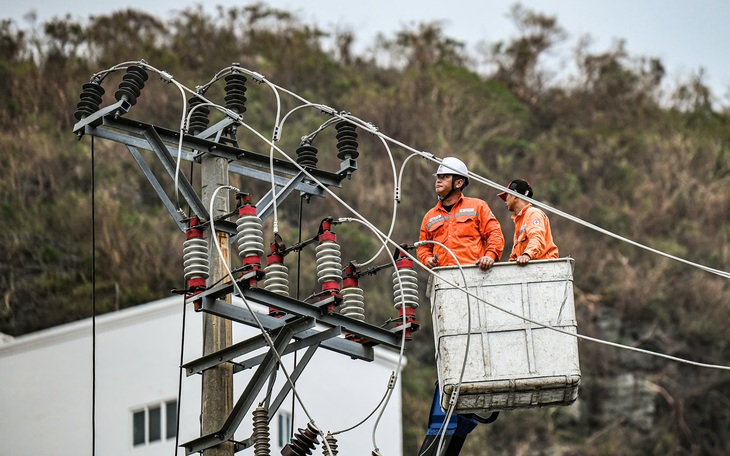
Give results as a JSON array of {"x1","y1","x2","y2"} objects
[
  {"x1": 318, "y1": 231, "x2": 336, "y2": 243},
  {"x1": 187, "y1": 217, "x2": 204, "y2": 239},
  {"x1": 238, "y1": 204, "x2": 257, "y2": 216},
  {"x1": 243, "y1": 256, "x2": 262, "y2": 266},
  {"x1": 187, "y1": 277, "x2": 206, "y2": 289},
  {"x1": 267, "y1": 253, "x2": 284, "y2": 265},
  {"x1": 321, "y1": 281, "x2": 340, "y2": 292},
  {"x1": 396, "y1": 257, "x2": 414, "y2": 269}
]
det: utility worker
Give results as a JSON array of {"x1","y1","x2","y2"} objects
[
  {"x1": 418, "y1": 157, "x2": 504, "y2": 271},
  {"x1": 498, "y1": 179, "x2": 559, "y2": 265}
]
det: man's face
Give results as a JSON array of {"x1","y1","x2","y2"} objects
[
  {"x1": 435, "y1": 174, "x2": 454, "y2": 198},
  {"x1": 505, "y1": 193, "x2": 519, "y2": 212}
]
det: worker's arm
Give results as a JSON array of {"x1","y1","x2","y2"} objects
[
  {"x1": 417, "y1": 214, "x2": 437, "y2": 267},
  {"x1": 522, "y1": 208, "x2": 548, "y2": 260},
  {"x1": 479, "y1": 203, "x2": 504, "y2": 263}
]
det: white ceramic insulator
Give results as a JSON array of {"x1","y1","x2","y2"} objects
[
  {"x1": 315, "y1": 241, "x2": 342, "y2": 285},
  {"x1": 393, "y1": 267, "x2": 419, "y2": 310},
  {"x1": 183, "y1": 237, "x2": 209, "y2": 280},
  {"x1": 340, "y1": 287, "x2": 365, "y2": 321},
  {"x1": 264, "y1": 262, "x2": 290, "y2": 296},
  {"x1": 236, "y1": 214, "x2": 264, "y2": 259}
]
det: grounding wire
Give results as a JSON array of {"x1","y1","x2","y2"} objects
[
  {"x1": 413, "y1": 241, "x2": 471, "y2": 456},
  {"x1": 228, "y1": 119, "x2": 730, "y2": 372},
  {"x1": 207, "y1": 185, "x2": 334, "y2": 456}
]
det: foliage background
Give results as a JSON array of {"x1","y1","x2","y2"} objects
[{"x1": 1, "y1": 3, "x2": 729, "y2": 454}]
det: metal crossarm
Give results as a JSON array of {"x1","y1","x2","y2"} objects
[
  {"x1": 182, "y1": 321, "x2": 299, "y2": 454},
  {"x1": 181, "y1": 317, "x2": 317, "y2": 376}
]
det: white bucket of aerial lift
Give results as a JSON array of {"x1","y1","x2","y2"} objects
[{"x1": 428, "y1": 258, "x2": 580, "y2": 413}]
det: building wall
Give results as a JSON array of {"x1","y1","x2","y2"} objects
[{"x1": 0, "y1": 297, "x2": 404, "y2": 455}]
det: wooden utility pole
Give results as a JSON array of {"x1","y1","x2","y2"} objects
[{"x1": 201, "y1": 154, "x2": 234, "y2": 456}]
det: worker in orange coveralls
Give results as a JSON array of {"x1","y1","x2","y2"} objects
[
  {"x1": 498, "y1": 178, "x2": 559, "y2": 265},
  {"x1": 417, "y1": 157, "x2": 504, "y2": 271}
]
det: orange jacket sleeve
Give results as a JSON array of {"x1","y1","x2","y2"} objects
[{"x1": 478, "y1": 201, "x2": 504, "y2": 262}]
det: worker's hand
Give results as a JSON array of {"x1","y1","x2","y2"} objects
[
  {"x1": 476, "y1": 255, "x2": 495, "y2": 271},
  {"x1": 426, "y1": 256, "x2": 439, "y2": 268},
  {"x1": 516, "y1": 253, "x2": 531, "y2": 265}
]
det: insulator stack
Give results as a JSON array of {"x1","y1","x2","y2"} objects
[
  {"x1": 315, "y1": 219, "x2": 342, "y2": 313},
  {"x1": 296, "y1": 141, "x2": 319, "y2": 169},
  {"x1": 264, "y1": 238, "x2": 289, "y2": 296},
  {"x1": 323, "y1": 433, "x2": 338, "y2": 455},
  {"x1": 236, "y1": 193, "x2": 265, "y2": 288},
  {"x1": 224, "y1": 72, "x2": 248, "y2": 115},
  {"x1": 282, "y1": 422, "x2": 320, "y2": 456},
  {"x1": 264, "y1": 235, "x2": 289, "y2": 317},
  {"x1": 340, "y1": 262, "x2": 365, "y2": 322},
  {"x1": 252, "y1": 406, "x2": 271, "y2": 456},
  {"x1": 187, "y1": 95, "x2": 210, "y2": 136},
  {"x1": 314, "y1": 219, "x2": 342, "y2": 314},
  {"x1": 183, "y1": 217, "x2": 209, "y2": 285},
  {"x1": 74, "y1": 81, "x2": 105, "y2": 121},
  {"x1": 335, "y1": 121, "x2": 359, "y2": 160},
  {"x1": 114, "y1": 65, "x2": 148, "y2": 107},
  {"x1": 393, "y1": 249, "x2": 420, "y2": 340},
  {"x1": 183, "y1": 217, "x2": 209, "y2": 310}
]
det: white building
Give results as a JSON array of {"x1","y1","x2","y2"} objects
[{"x1": 0, "y1": 296, "x2": 404, "y2": 455}]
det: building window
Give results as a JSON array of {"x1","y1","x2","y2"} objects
[
  {"x1": 166, "y1": 400, "x2": 178, "y2": 440},
  {"x1": 277, "y1": 411, "x2": 292, "y2": 448},
  {"x1": 133, "y1": 399, "x2": 177, "y2": 447}
]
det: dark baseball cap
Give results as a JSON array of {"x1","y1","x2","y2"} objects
[{"x1": 498, "y1": 179, "x2": 533, "y2": 201}]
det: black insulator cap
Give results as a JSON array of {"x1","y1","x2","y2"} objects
[
  {"x1": 335, "y1": 121, "x2": 359, "y2": 160},
  {"x1": 73, "y1": 82, "x2": 105, "y2": 120},
  {"x1": 295, "y1": 143, "x2": 319, "y2": 169},
  {"x1": 224, "y1": 73, "x2": 248, "y2": 115},
  {"x1": 114, "y1": 65, "x2": 148, "y2": 106},
  {"x1": 281, "y1": 426, "x2": 319, "y2": 456},
  {"x1": 187, "y1": 95, "x2": 210, "y2": 135}
]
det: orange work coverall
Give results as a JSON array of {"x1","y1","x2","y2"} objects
[
  {"x1": 509, "y1": 203, "x2": 559, "y2": 260},
  {"x1": 417, "y1": 195, "x2": 504, "y2": 267}
]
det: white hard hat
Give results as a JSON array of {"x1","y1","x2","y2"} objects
[{"x1": 435, "y1": 157, "x2": 468, "y2": 179}]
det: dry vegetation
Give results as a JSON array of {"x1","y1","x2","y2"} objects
[{"x1": 1, "y1": 3, "x2": 729, "y2": 454}]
